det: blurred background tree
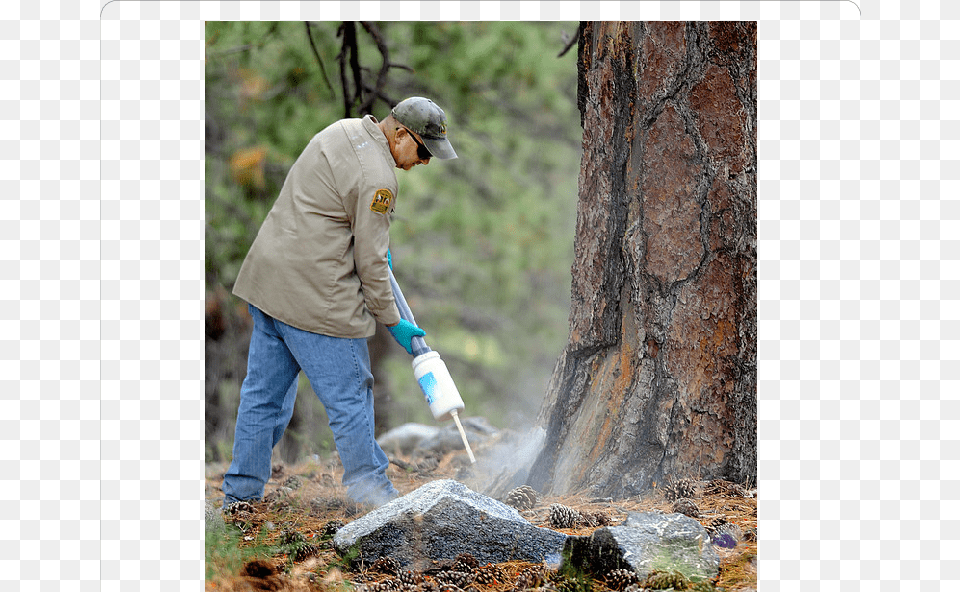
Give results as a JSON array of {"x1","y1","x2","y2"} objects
[{"x1": 205, "y1": 21, "x2": 582, "y2": 464}]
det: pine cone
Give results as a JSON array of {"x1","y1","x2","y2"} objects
[
  {"x1": 513, "y1": 566, "x2": 546, "y2": 591},
  {"x1": 369, "y1": 556, "x2": 402, "y2": 576},
  {"x1": 671, "y1": 497, "x2": 701, "y2": 518},
  {"x1": 292, "y1": 542, "x2": 319, "y2": 561},
  {"x1": 588, "y1": 511, "x2": 613, "y2": 526},
  {"x1": 605, "y1": 568, "x2": 640, "y2": 591},
  {"x1": 505, "y1": 485, "x2": 539, "y2": 511},
  {"x1": 452, "y1": 553, "x2": 479, "y2": 573},
  {"x1": 642, "y1": 569, "x2": 689, "y2": 590},
  {"x1": 223, "y1": 500, "x2": 255, "y2": 516},
  {"x1": 664, "y1": 478, "x2": 700, "y2": 501},
  {"x1": 474, "y1": 565, "x2": 506, "y2": 586},
  {"x1": 549, "y1": 572, "x2": 581, "y2": 592},
  {"x1": 398, "y1": 571, "x2": 424, "y2": 586},
  {"x1": 548, "y1": 503, "x2": 584, "y2": 529},
  {"x1": 279, "y1": 529, "x2": 306, "y2": 546},
  {"x1": 707, "y1": 518, "x2": 743, "y2": 548},
  {"x1": 322, "y1": 519, "x2": 345, "y2": 538},
  {"x1": 437, "y1": 571, "x2": 474, "y2": 588}
]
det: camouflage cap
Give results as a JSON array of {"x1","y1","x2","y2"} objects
[{"x1": 390, "y1": 97, "x2": 458, "y2": 160}]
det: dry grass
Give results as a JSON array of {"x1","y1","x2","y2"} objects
[{"x1": 205, "y1": 451, "x2": 757, "y2": 592}]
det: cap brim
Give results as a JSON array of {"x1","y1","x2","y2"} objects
[{"x1": 422, "y1": 137, "x2": 457, "y2": 160}]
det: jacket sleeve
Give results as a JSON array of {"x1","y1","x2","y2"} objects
[{"x1": 350, "y1": 179, "x2": 401, "y2": 327}]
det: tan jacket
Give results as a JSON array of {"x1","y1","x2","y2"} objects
[{"x1": 233, "y1": 115, "x2": 401, "y2": 338}]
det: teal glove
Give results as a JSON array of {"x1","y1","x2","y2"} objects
[
  {"x1": 387, "y1": 319, "x2": 426, "y2": 355},
  {"x1": 387, "y1": 249, "x2": 392, "y2": 270}
]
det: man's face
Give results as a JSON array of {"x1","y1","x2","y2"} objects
[{"x1": 393, "y1": 127, "x2": 432, "y2": 171}]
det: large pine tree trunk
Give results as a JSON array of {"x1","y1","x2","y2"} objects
[{"x1": 521, "y1": 21, "x2": 757, "y2": 499}]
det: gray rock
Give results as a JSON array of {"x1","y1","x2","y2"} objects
[
  {"x1": 377, "y1": 417, "x2": 499, "y2": 456},
  {"x1": 333, "y1": 479, "x2": 567, "y2": 570},
  {"x1": 562, "y1": 511, "x2": 720, "y2": 582},
  {"x1": 416, "y1": 417, "x2": 498, "y2": 455},
  {"x1": 376, "y1": 423, "x2": 441, "y2": 455},
  {"x1": 205, "y1": 499, "x2": 225, "y2": 532}
]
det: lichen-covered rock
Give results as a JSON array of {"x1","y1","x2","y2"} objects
[
  {"x1": 333, "y1": 480, "x2": 567, "y2": 571},
  {"x1": 205, "y1": 499, "x2": 226, "y2": 532},
  {"x1": 561, "y1": 511, "x2": 720, "y2": 582}
]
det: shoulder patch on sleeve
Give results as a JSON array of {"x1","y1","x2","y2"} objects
[{"x1": 370, "y1": 188, "x2": 394, "y2": 214}]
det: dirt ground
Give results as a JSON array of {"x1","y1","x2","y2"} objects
[{"x1": 205, "y1": 449, "x2": 757, "y2": 592}]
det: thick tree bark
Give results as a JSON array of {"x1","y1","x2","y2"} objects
[{"x1": 522, "y1": 22, "x2": 756, "y2": 498}]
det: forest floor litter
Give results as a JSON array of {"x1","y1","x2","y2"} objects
[{"x1": 205, "y1": 448, "x2": 757, "y2": 592}]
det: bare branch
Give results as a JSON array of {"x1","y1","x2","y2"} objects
[
  {"x1": 336, "y1": 22, "x2": 352, "y2": 117},
  {"x1": 358, "y1": 21, "x2": 392, "y2": 115},
  {"x1": 361, "y1": 82, "x2": 399, "y2": 108},
  {"x1": 344, "y1": 22, "x2": 365, "y2": 116},
  {"x1": 557, "y1": 23, "x2": 582, "y2": 58},
  {"x1": 304, "y1": 21, "x2": 335, "y2": 96}
]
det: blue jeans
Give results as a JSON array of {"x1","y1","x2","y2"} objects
[{"x1": 222, "y1": 305, "x2": 398, "y2": 506}]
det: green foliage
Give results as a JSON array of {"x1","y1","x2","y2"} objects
[
  {"x1": 205, "y1": 521, "x2": 271, "y2": 582},
  {"x1": 205, "y1": 21, "x2": 581, "y2": 455}
]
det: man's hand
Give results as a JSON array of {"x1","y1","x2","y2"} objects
[{"x1": 386, "y1": 319, "x2": 426, "y2": 355}]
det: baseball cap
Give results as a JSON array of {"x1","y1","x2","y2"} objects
[{"x1": 390, "y1": 97, "x2": 458, "y2": 160}]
